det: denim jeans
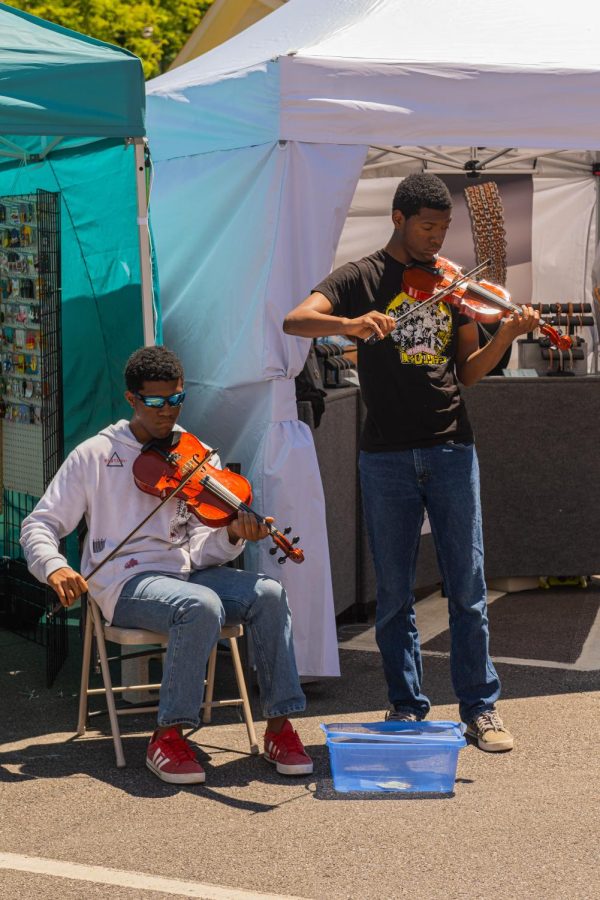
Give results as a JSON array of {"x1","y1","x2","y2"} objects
[
  {"x1": 112, "y1": 566, "x2": 306, "y2": 728},
  {"x1": 359, "y1": 444, "x2": 501, "y2": 722}
]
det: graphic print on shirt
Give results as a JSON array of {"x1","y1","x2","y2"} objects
[
  {"x1": 106, "y1": 451, "x2": 125, "y2": 467},
  {"x1": 386, "y1": 291, "x2": 453, "y2": 366},
  {"x1": 169, "y1": 498, "x2": 192, "y2": 543}
]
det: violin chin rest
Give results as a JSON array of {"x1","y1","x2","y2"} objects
[{"x1": 141, "y1": 431, "x2": 181, "y2": 455}]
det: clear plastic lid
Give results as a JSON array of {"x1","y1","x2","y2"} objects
[{"x1": 321, "y1": 721, "x2": 466, "y2": 745}]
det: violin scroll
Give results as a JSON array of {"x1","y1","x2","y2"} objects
[
  {"x1": 537, "y1": 324, "x2": 572, "y2": 352},
  {"x1": 269, "y1": 529, "x2": 304, "y2": 565}
]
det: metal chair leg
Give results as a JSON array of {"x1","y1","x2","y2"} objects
[
  {"x1": 202, "y1": 644, "x2": 218, "y2": 724},
  {"x1": 89, "y1": 601, "x2": 126, "y2": 768},
  {"x1": 229, "y1": 636, "x2": 260, "y2": 754},
  {"x1": 76, "y1": 601, "x2": 93, "y2": 736}
]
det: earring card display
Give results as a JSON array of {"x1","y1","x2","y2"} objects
[
  {"x1": 2, "y1": 419, "x2": 44, "y2": 497},
  {"x1": 0, "y1": 190, "x2": 65, "y2": 687},
  {"x1": 0, "y1": 192, "x2": 60, "y2": 497}
]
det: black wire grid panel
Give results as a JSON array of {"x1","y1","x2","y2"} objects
[{"x1": 0, "y1": 190, "x2": 66, "y2": 686}]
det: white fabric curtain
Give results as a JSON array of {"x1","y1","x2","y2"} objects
[
  {"x1": 592, "y1": 238, "x2": 600, "y2": 359},
  {"x1": 532, "y1": 176, "x2": 597, "y2": 369},
  {"x1": 150, "y1": 139, "x2": 367, "y2": 675},
  {"x1": 594, "y1": 242, "x2": 600, "y2": 296}
]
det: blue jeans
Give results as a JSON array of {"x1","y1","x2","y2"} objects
[
  {"x1": 359, "y1": 444, "x2": 501, "y2": 722},
  {"x1": 112, "y1": 567, "x2": 306, "y2": 728}
]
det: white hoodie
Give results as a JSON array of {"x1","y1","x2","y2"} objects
[{"x1": 20, "y1": 420, "x2": 244, "y2": 623}]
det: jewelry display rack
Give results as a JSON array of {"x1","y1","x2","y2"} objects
[
  {"x1": 0, "y1": 190, "x2": 67, "y2": 685},
  {"x1": 517, "y1": 302, "x2": 598, "y2": 375}
]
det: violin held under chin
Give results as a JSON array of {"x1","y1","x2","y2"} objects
[{"x1": 366, "y1": 257, "x2": 571, "y2": 351}]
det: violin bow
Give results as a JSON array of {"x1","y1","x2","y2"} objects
[{"x1": 48, "y1": 447, "x2": 218, "y2": 619}]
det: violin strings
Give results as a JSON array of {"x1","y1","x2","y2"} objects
[
  {"x1": 200, "y1": 474, "x2": 243, "y2": 509},
  {"x1": 395, "y1": 260, "x2": 490, "y2": 327},
  {"x1": 200, "y1": 474, "x2": 276, "y2": 535}
]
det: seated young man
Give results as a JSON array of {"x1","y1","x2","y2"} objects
[{"x1": 20, "y1": 346, "x2": 312, "y2": 784}]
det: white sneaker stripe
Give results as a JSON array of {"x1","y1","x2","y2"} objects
[{"x1": 152, "y1": 749, "x2": 170, "y2": 769}]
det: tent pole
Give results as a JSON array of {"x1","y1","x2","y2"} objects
[{"x1": 133, "y1": 137, "x2": 155, "y2": 346}]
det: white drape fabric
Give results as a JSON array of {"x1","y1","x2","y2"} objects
[
  {"x1": 593, "y1": 242, "x2": 600, "y2": 308},
  {"x1": 532, "y1": 177, "x2": 597, "y2": 301},
  {"x1": 150, "y1": 139, "x2": 366, "y2": 675},
  {"x1": 532, "y1": 176, "x2": 597, "y2": 369}
]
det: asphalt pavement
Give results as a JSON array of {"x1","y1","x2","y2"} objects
[{"x1": 1, "y1": 585, "x2": 599, "y2": 900}]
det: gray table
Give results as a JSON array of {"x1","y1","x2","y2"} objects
[{"x1": 300, "y1": 375, "x2": 600, "y2": 614}]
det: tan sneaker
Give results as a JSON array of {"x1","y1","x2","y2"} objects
[{"x1": 466, "y1": 709, "x2": 514, "y2": 752}]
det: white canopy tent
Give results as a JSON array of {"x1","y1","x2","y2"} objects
[{"x1": 146, "y1": 0, "x2": 600, "y2": 676}]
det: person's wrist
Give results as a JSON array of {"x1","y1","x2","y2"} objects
[
  {"x1": 48, "y1": 565, "x2": 67, "y2": 583},
  {"x1": 496, "y1": 321, "x2": 517, "y2": 345}
]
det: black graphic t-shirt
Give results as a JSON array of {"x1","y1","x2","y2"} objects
[{"x1": 313, "y1": 249, "x2": 475, "y2": 452}]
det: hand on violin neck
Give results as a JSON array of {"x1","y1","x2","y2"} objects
[
  {"x1": 499, "y1": 305, "x2": 540, "y2": 341},
  {"x1": 226, "y1": 511, "x2": 273, "y2": 545},
  {"x1": 343, "y1": 311, "x2": 396, "y2": 342}
]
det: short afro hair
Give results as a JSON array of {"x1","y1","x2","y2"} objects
[
  {"x1": 392, "y1": 173, "x2": 452, "y2": 219},
  {"x1": 124, "y1": 346, "x2": 184, "y2": 392}
]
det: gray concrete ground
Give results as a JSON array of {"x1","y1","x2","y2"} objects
[{"x1": 1, "y1": 586, "x2": 599, "y2": 900}]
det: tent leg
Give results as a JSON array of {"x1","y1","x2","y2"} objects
[{"x1": 133, "y1": 136, "x2": 155, "y2": 347}]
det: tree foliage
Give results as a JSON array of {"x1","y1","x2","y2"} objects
[{"x1": 5, "y1": 0, "x2": 215, "y2": 78}]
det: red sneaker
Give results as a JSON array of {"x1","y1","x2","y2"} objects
[
  {"x1": 146, "y1": 727, "x2": 206, "y2": 784},
  {"x1": 263, "y1": 720, "x2": 313, "y2": 775}
]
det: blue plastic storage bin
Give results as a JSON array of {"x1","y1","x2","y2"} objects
[{"x1": 321, "y1": 721, "x2": 466, "y2": 793}]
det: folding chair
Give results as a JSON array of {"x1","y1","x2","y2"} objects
[{"x1": 77, "y1": 594, "x2": 260, "y2": 767}]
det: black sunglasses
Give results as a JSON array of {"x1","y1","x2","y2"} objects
[{"x1": 134, "y1": 390, "x2": 186, "y2": 409}]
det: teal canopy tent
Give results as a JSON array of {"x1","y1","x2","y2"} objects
[{"x1": 0, "y1": 2, "x2": 155, "y2": 454}]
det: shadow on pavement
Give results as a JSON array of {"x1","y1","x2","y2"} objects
[{"x1": 2, "y1": 583, "x2": 599, "y2": 803}]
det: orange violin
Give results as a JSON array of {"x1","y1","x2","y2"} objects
[
  {"x1": 401, "y1": 256, "x2": 572, "y2": 351},
  {"x1": 132, "y1": 432, "x2": 304, "y2": 564}
]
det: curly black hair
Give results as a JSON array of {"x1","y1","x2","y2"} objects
[
  {"x1": 124, "y1": 346, "x2": 184, "y2": 392},
  {"x1": 392, "y1": 173, "x2": 452, "y2": 218}
]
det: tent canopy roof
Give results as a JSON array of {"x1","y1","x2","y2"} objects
[
  {"x1": 151, "y1": 0, "x2": 600, "y2": 90},
  {"x1": 0, "y1": 2, "x2": 145, "y2": 138},
  {"x1": 147, "y1": 0, "x2": 600, "y2": 159}
]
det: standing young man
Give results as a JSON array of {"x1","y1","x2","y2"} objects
[
  {"x1": 283, "y1": 173, "x2": 539, "y2": 751},
  {"x1": 21, "y1": 346, "x2": 312, "y2": 782}
]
